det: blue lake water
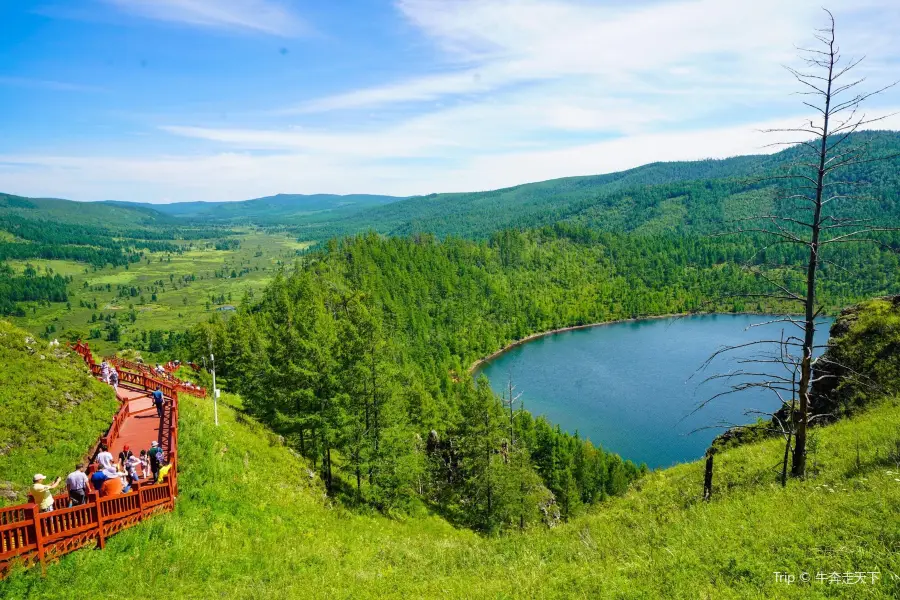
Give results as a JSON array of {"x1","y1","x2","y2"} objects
[{"x1": 477, "y1": 314, "x2": 831, "y2": 469}]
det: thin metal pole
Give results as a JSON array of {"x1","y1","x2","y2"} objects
[{"x1": 211, "y1": 353, "x2": 218, "y2": 427}]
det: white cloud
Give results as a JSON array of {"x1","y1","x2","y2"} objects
[
  {"x1": 295, "y1": 0, "x2": 794, "y2": 112},
  {"x1": 5, "y1": 0, "x2": 900, "y2": 201},
  {"x1": 294, "y1": 0, "x2": 899, "y2": 113},
  {"x1": 5, "y1": 112, "x2": 900, "y2": 202},
  {"x1": 102, "y1": 0, "x2": 310, "y2": 36}
]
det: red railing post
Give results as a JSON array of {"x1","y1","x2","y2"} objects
[
  {"x1": 29, "y1": 504, "x2": 46, "y2": 576},
  {"x1": 133, "y1": 482, "x2": 145, "y2": 520},
  {"x1": 91, "y1": 492, "x2": 106, "y2": 550}
]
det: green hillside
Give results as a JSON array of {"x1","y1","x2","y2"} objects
[
  {"x1": 0, "y1": 320, "x2": 118, "y2": 506},
  {"x1": 305, "y1": 131, "x2": 900, "y2": 240},
  {"x1": 4, "y1": 131, "x2": 899, "y2": 242},
  {"x1": 1, "y1": 361, "x2": 897, "y2": 598},
  {"x1": 0, "y1": 193, "x2": 172, "y2": 227},
  {"x1": 107, "y1": 193, "x2": 404, "y2": 225}
]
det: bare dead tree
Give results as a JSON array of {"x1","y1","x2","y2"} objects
[
  {"x1": 503, "y1": 372, "x2": 523, "y2": 450},
  {"x1": 702, "y1": 448, "x2": 715, "y2": 502},
  {"x1": 714, "y1": 9, "x2": 899, "y2": 479}
]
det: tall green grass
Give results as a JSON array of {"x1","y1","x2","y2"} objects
[
  {"x1": 0, "y1": 320, "x2": 118, "y2": 506},
  {"x1": 3, "y1": 385, "x2": 898, "y2": 599}
]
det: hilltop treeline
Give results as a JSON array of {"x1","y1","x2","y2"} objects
[
  {"x1": 0, "y1": 214, "x2": 236, "y2": 269},
  {"x1": 176, "y1": 226, "x2": 900, "y2": 529},
  {"x1": 302, "y1": 131, "x2": 900, "y2": 241}
]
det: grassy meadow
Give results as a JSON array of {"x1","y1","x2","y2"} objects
[
  {"x1": 0, "y1": 320, "x2": 119, "y2": 506},
  {"x1": 2, "y1": 375, "x2": 898, "y2": 598},
  {"x1": 6, "y1": 231, "x2": 311, "y2": 356}
]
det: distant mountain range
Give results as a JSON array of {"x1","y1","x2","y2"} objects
[
  {"x1": 2, "y1": 130, "x2": 899, "y2": 239},
  {"x1": 104, "y1": 193, "x2": 404, "y2": 224}
]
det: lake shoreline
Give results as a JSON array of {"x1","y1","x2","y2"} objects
[{"x1": 468, "y1": 311, "x2": 797, "y2": 374}]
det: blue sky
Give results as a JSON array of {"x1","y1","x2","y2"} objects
[{"x1": 1, "y1": 0, "x2": 899, "y2": 203}]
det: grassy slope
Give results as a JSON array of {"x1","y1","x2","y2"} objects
[
  {"x1": 2, "y1": 386, "x2": 897, "y2": 599},
  {"x1": 0, "y1": 320, "x2": 118, "y2": 506}
]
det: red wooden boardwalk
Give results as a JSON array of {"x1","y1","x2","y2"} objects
[
  {"x1": 110, "y1": 389, "x2": 163, "y2": 458},
  {"x1": 0, "y1": 343, "x2": 193, "y2": 578}
]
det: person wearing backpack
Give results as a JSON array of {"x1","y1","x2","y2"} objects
[
  {"x1": 117, "y1": 444, "x2": 134, "y2": 471},
  {"x1": 148, "y1": 440, "x2": 165, "y2": 482},
  {"x1": 152, "y1": 388, "x2": 165, "y2": 420}
]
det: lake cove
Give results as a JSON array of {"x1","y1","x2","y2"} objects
[{"x1": 477, "y1": 314, "x2": 831, "y2": 469}]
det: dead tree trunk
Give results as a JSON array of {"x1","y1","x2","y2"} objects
[
  {"x1": 703, "y1": 449, "x2": 715, "y2": 502},
  {"x1": 714, "y1": 9, "x2": 898, "y2": 480}
]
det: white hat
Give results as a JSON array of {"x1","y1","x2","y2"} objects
[
  {"x1": 33, "y1": 474, "x2": 46, "y2": 482},
  {"x1": 151, "y1": 441, "x2": 158, "y2": 447}
]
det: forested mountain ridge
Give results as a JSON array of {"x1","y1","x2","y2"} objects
[
  {"x1": 106, "y1": 192, "x2": 405, "y2": 224},
  {"x1": 3, "y1": 131, "x2": 898, "y2": 240},
  {"x1": 308, "y1": 130, "x2": 900, "y2": 240},
  {"x1": 0, "y1": 193, "x2": 174, "y2": 227}
]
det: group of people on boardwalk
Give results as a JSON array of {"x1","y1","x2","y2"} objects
[
  {"x1": 30, "y1": 441, "x2": 168, "y2": 513},
  {"x1": 100, "y1": 360, "x2": 119, "y2": 390},
  {"x1": 28, "y1": 383, "x2": 171, "y2": 513}
]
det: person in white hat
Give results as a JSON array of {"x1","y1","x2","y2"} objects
[{"x1": 31, "y1": 473, "x2": 62, "y2": 512}]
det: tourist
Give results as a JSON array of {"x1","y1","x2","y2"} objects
[
  {"x1": 125, "y1": 453, "x2": 142, "y2": 485},
  {"x1": 109, "y1": 368, "x2": 119, "y2": 390},
  {"x1": 152, "y1": 387, "x2": 165, "y2": 419},
  {"x1": 90, "y1": 469, "x2": 109, "y2": 492},
  {"x1": 66, "y1": 464, "x2": 90, "y2": 506},
  {"x1": 118, "y1": 444, "x2": 134, "y2": 471},
  {"x1": 100, "y1": 467, "x2": 129, "y2": 496},
  {"x1": 96, "y1": 443, "x2": 114, "y2": 470},
  {"x1": 31, "y1": 474, "x2": 61, "y2": 513},
  {"x1": 139, "y1": 449, "x2": 151, "y2": 479},
  {"x1": 100, "y1": 360, "x2": 110, "y2": 384},
  {"x1": 148, "y1": 440, "x2": 165, "y2": 481},
  {"x1": 156, "y1": 463, "x2": 172, "y2": 484}
]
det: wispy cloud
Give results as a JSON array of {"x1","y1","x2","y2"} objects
[
  {"x1": 294, "y1": 0, "x2": 900, "y2": 113},
  {"x1": 6, "y1": 111, "x2": 900, "y2": 202},
  {"x1": 0, "y1": 76, "x2": 106, "y2": 92},
  {"x1": 6, "y1": 0, "x2": 900, "y2": 202},
  {"x1": 100, "y1": 0, "x2": 311, "y2": 36}
]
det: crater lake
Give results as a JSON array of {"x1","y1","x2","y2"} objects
[{"x1": 477, "y1": 314, "x2": 831, "y2": 468}]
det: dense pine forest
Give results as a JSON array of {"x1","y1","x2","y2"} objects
[
  {"x1": 168, "y1": 225, "x2": 899, "y2": 529},
  {"x1": 0, "y1": 263, "x2": 69, "y2": 316}
]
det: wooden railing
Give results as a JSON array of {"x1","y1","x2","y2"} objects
[
  {"x1": 0, "y1": 343, "x2": 181, "y2": 578},
  {"x1": 106, "y1": 356, "x2": 206, "y2": 398}
]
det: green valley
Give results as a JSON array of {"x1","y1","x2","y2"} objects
[
  {"x1": 1, "y1": 304, "x2": 899, "y2": 598},
  {"x1": 5, "y1": 5, "x2": 900, "y2": 597}
]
